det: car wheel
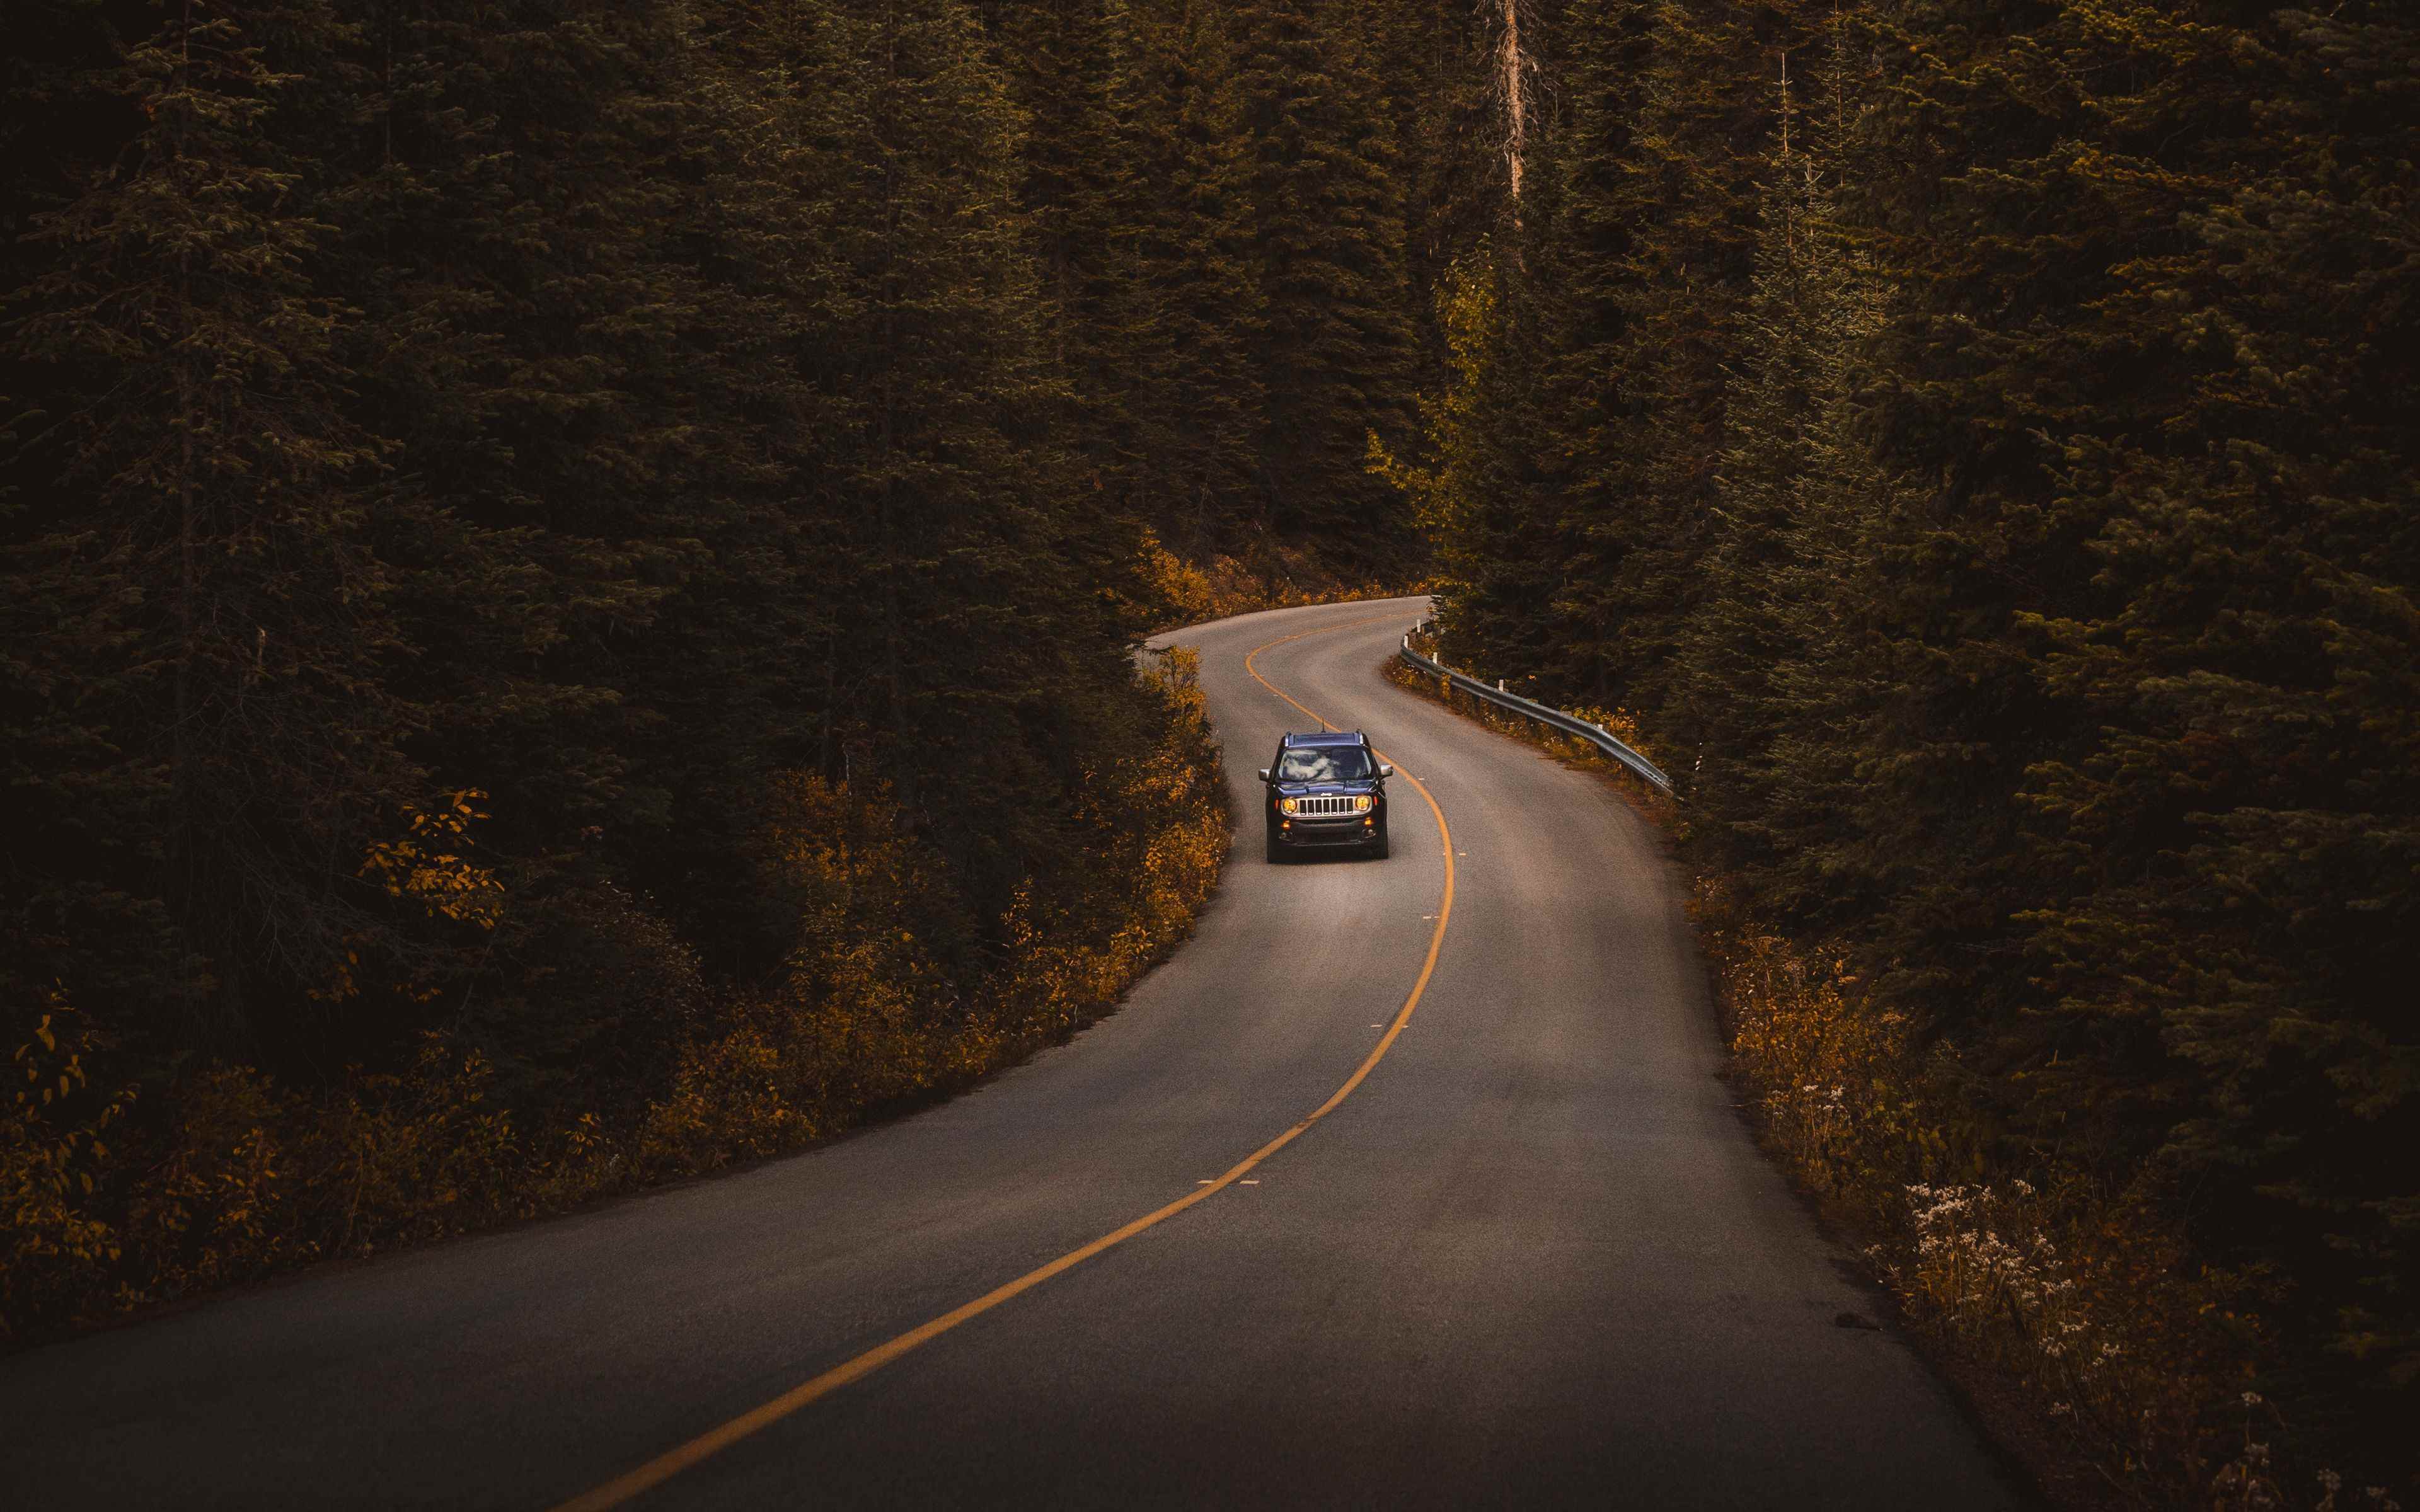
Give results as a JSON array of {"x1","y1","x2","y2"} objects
[
  {"x1": 1265, "y1": 827, "x2": 1286, "y2": 864},
  {"x1": 1369, "y1": 822, "x2": 1390, "y2": 861}
]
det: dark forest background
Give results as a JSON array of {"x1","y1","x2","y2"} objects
[
  {"x1": 0, "y1": 0, "x2": 1472, "y2": 1341},
  {"x1": 1400, "y1": 0, "x2": 2417, "y2": 1496},
  {"x1": 0, "y1": 0, "x2": 1467, "y2": 1082},
  {"x1": 4, "y1": 0, "x2": 2416, "y2": 1501}
]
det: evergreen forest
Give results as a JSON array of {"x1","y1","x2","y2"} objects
[
  {"x1": 3, "y1": 0, "x2": 2416, "y2": 1503},
  {"x1": 1399, "y1": 0, "x2": 2418, "y2": 1498},
  {"x1": 0, "y1": 0, "x2": 1462, "y2": 1346}
]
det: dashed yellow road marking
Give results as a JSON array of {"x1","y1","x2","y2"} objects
[{"x1": 552, "y1": 607, "x2": 1452, "y2": 1511}]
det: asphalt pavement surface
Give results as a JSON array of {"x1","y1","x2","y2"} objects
[{"x1": 0, "y1": 598, "x2": 2027, "y2": 1509}]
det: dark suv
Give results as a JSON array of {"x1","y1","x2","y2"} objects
[{"x1": 1257, "y1": 730, "x2": 1393, "y2": 863}]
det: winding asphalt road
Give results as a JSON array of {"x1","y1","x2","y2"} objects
[{"x1": 1, "y1": 598, "x2": 2024, "y2": 1509}]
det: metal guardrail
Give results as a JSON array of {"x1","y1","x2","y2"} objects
[{"x1": 1398, "y1": 621, "x2": 1676, "y2": 795}]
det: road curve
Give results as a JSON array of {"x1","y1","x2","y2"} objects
[{"x1": 0, "y1": 598, "x2": 2024, "y2": 1509}]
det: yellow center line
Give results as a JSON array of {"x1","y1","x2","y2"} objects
[
  {"x1": 553, "y1": 609, "x2": 1452, "y2": 1512},
  {"x1": 1236, "y1": 609, "x2": 1406, "y2": 734}
]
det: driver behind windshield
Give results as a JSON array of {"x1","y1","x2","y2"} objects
[{"x1": 1274, "y1": 747, "x2": 1373, "y2": 783}]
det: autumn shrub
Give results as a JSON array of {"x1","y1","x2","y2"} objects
[
  {"x1": 1692, "y1": 881, "x2": 2379, "y2": 1509},
  {"x1": 1388, "y1": 643, "x2": 2397, "y2": 1508},
  {"x1": 108, "y1": 1036, "x2": 538, "y2": 1298},
  {"x1": 1, "y1": 652, "x2": 1228, "y2": 1344},
  {"x1": 463, "y1": 879, "x2": 710, "y2": 1123},
  {"x1": 1141, "y1": 530, "x2": 1409, "y2": 629},
  {"x1": 1716, "y1": 926, "x2": 1934, "y2": 1228},
  {"x1": 4, "y1": 996, "x2": 135, "y2": 1330},
  {"x1": 640, "y1": 646, "x2": 1227, "y2": 1175},
  {"x1": 998, "y1": 646, "x2": 1227, "y2": 1033},
  {"x1": 637, "y1": 1022, "x2": 819, "y2": 1177},
  {"x1": 635, "y1": 774, "x2": 969, "y2": 1176}
]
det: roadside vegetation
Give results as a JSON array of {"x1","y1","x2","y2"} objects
[
  {"x1": 1388, "y1": 648, "x2": 2402, "y2": 1511},
  {"x1": 6, "y1": 649, "x2": 1224, "y2": 1340},
  {"x1": 3, "y1": 0, "x2": 1484, "y2": 1341},
  {"x1": 1383, "y1": 2, "x2": 2417, "y2": 1500},
  {"x1": 8, "y1": 4, "x2": 2411, "y2": 1506},
  {"x1": 1140, "y1": 534, "x2": 1411, "y2": 635}
]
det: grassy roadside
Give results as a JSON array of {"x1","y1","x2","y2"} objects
[
  {"x1": 1380, "y1": 648, "x2": 2390, "y2": 1512},
  {"x1": 3, "y1": 651, "x2": 1231, "y2": 1349}
]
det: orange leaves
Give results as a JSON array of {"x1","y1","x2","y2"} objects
[
  {"x1": 8, "y1": 657, "x2": 1233, "y2": 1345},
  {"x1": 1134, "y1": 536, "x2": 1404, "y2": 633},
  {"x1": 3, "y1": 992, "x2": 137, "y2": 1339},
  {"x1": 357, "y1": 789, "x2": 505, "y2": 933},
  {"x1": 635, "y1": 648, "x2": 1228, "y2": 1182},
  {"x1": 1700, "y1": 878, "x2": 2278, "y2": 1503}
]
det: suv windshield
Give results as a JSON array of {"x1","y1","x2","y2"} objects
[{"x1": 1275, "y1": 746, "x2": 1373, "y2": 783}]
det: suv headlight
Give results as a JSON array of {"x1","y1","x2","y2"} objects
[
  {"x1": 1278, "y1": 797, "x2": 1298, "y2": 816},
  {"x1": 1354, "y1": 794, "x2": 1374, "y2": 813}
]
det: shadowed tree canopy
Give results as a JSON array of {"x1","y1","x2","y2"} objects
[
  {"x1": 0, "y1": 0, "x2": 1460, "y2": 1100},
  {"x1": 1410, "y1": 0, "x2": 2420, "y2": 1479},
  {"x1": 8, "y1": 0, "x2": 2414, "y2": 1489}
]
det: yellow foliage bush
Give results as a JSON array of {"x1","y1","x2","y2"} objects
[
  {"x1": 1000, "y1": 646, "x2": 1227, "y2": 1036},
  {"x1": 1389, "y1": 648, "x2": 2322, "y2": 1506},
  {"x1": 3, "y1": 995, "x2": 135, "y2": 1331},
  {"x1": 1697, "y1": 879, "x2": 2283, "y2": 1506},
  {"x1": 113, "y1": 1036, "x2": 537, "y2": 1303},
  {"x1": 357, "y1": 790, "x2": 504, "y2": 932},
  {"x1": 0, "y1": 1022, "x2": 568, "y2": 1339},
  {"x1": 1139, "y1": 529, "x2": 1408, "y2": 629},
  {"x1": 638, "y1": 1022, "x2": 817, "y2": 1176},
  {"x1": 2, "y1": 651, "x2": 1228, "y2": 1344},
  {"x1": 637, "y1": 646, "x2": 1228, "y2": 1179},
  {"x1": 1715, "y1": 924, "x2": 1939, "y2": 1220}
]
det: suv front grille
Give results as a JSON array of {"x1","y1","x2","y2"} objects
[{"x1": 1294, "y1": 796, "x2": 1361, "y2": 817}]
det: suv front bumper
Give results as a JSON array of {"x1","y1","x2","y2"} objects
[{"x1": 1273, "y1": 816, "x2": 1384, "y2": 848}]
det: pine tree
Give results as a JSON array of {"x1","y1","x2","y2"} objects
[
  {"x1": 1093, "y1": 0, "x2": 1267, "y2": 558},
  {"x1": 584, "y1": 0, "x2": 860, "y2": 982},
  {"x1": 1826, "y1": 0, "x2": 2419, "y2": 1445},
  {"x1": 4, "y1": 0, "x2": 422, "y2": 1048},
  {"x1": 981, "y1": 0, "x2": 1132, "y2": 487},
  {"x1": 308, "y1": 0, "x2": 775, "y2": 1079},
  {"x1": 1364, "y1": 0, "x2": 1499, "y2": 353},
  {"x1": 803, "y1": 0, "x2": 1152, "y2": 915},
  {"x1": 1449, "y1": 0, "x2": 1808, "y2": 719},
  {"x1": 2005, "y1": 2, "x2": 2420, "y2": 1417},
  {"x1": 1222, "y1": 0, "x2": 1417, "y2": 560},
  {"x1": 1678, "y1": 52, "x2": 1841, "y2": 864},
  {"x1": 1373, "y1": 244, "x2": 1557, "y2": 680},
  {"x1": 1690, "y1": 24, "x2": 1902, "y2": 927},
  {"x1": 1519, "y1": 0, "x2": 1656, "y2": 705}
]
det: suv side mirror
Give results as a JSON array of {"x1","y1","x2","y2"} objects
[
  {"x1": 1256, "y1": 768, "x2": 1271, "y2": 783},
  {"x1": 1379, "y1": 764, "x2": 1395, "y2": 778}
]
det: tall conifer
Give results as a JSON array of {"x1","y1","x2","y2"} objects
[
  {"x1": 6, "y1": 0, "x2": 417, "y2": 1043},
  {"x1": 1095, "y1": 0, "x2": 1266, "y2": 556},
  {"x1": 1222, "y1": 0, "x2": 1416, "y2": 558}
]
